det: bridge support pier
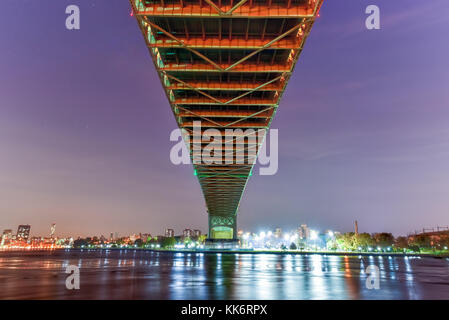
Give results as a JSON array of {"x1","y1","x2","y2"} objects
[{"x1": 205, "y1": 215, "x2": 240, "y2": 249}]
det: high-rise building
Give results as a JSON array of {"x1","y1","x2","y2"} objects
[
  {"x1": 165, "y1": 229, "x2": 174, "y2": 237},
  {"x1": 193, "y1": 230, "x2": 201, "y2": 237},
  {"x1": 50, "y1": 223, "x2": 56, "y2": 238},
  {"x1": 298, "y1": 225, "x2": 310, "y2": 239},
  {"x1": 183, "y1": 229, "x2": 193, "y2": 238},
  {"x1": 1, "y1": 229, "x2": 13, "y2": 246},
  {"x1": 17, "y1": 225, "x2": 31, "y2": 242}
]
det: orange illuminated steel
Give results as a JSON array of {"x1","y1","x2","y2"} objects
[{"x1": 130, "y1": 0, "x2": 323, "y2": 243}]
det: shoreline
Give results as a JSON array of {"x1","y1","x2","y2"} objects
[{"x1": 0, "y1": 247, "x2": 447, "y2": 258}]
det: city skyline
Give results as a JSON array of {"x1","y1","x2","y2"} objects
[
  {"x1": 1, "y1": 220, "x2": 447, "y2": 239},
  {"x1": 1, "y1": 0, "x2": 449, "y2": 237}
]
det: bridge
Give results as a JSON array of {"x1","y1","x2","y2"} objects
[{"x1": 130, "y1": 0, "x2": 323, "y2": 244}]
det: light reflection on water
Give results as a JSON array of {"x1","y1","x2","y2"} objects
[{"x1": 0, "y1": 250, "x2": 448, "y2": 299}]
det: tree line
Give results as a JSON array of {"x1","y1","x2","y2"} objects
[{"x1": 329, "y1": 232, "x2": 449, "y2": 252}]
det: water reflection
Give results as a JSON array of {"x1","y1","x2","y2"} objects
[{"x1": 0, "y1": 250, "x2": 448, "y2": 299}]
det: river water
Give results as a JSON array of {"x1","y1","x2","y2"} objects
[{"x1": 0, "y1": 249, "x2": 448, "y2": 299}]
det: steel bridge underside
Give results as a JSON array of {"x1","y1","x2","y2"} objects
[{"x1": 131, "y1": 0, "x2": 323, "y2": 240}]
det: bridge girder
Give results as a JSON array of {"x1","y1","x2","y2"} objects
[{"x1": 130, "y1": 0, "x2": 323, "y2": 240}]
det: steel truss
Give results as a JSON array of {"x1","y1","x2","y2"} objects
[{"x1": 130, "y1": 0, "x2": 323, "y2": 239}]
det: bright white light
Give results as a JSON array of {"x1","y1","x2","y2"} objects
[
  {"x1": 267, "y1": 231, "x2": 272, "y2": 237},
  {"x1": 328, "y1": 231, "x2": 334, "y2": 238},
  {"x1": 259, "y1": 232, "x2": 266, "y2": 238},
  {"x1": 283, "y1": 233, "x2": 290, "y2": 241},
  {"x1": 310, "y1": 230, "x2": 318, "y2": 240}
]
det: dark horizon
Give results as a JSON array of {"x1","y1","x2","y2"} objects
[{"x1": 1, "y1": 0, "x2": 449, "y2": 237}]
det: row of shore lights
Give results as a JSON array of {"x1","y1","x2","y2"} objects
[{"x1": 242, "y1": 230, "x2": 332, "y2": 242}]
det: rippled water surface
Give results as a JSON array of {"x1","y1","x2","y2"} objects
[{"x1": 0, "y1": 249, "x2": 448, "y2": 299}]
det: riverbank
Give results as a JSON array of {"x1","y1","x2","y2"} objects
[
  {"x1": 144, "y1": 248, "x2": 449, "y2": 258},
  {"x1": 1, "y1": 247, "x2": 447, "y2": 259}
]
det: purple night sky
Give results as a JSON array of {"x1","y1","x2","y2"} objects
[{"x1": 1, "y1": 0, "x2": 448, "y2": 237}]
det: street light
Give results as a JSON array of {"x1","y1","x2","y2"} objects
[{"x1": 310, "y1": 230, "x2": 318, "y2": 251}]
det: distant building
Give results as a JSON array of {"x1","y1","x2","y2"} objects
[
  {"x1": 298, "y1": 224, "x2": 310, "y2": 239},
  {"x1": 3, "y1": 229, "x2": 12, "y2": 238},
  {"x1": 17, "y1": 225, "x2": 31, "y2": 242},
  {"x1": 110, "y1": 233, "x2": 114, "y2": 241},
  {"x1": 1, "y1": 229, "x2": 13, "y2": 246},
  {"x1": 165, "y1": 229, "x2": 174, "y2": 237},
  {"x1": 183, "y1": 229, "x2": 193, "y2": 238},
  {"x1": 30, "y1": 236, "x2": 42, "y2": 246},
  {"x1": 274, "y1": 228, "x2": 282, "y2": 238},
  {"x1": 50, "y1": 223, "x2": 56, "y2": 238},
  {"x1": 193, "y1": 229, "x2": 201, "y2": 237}
]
